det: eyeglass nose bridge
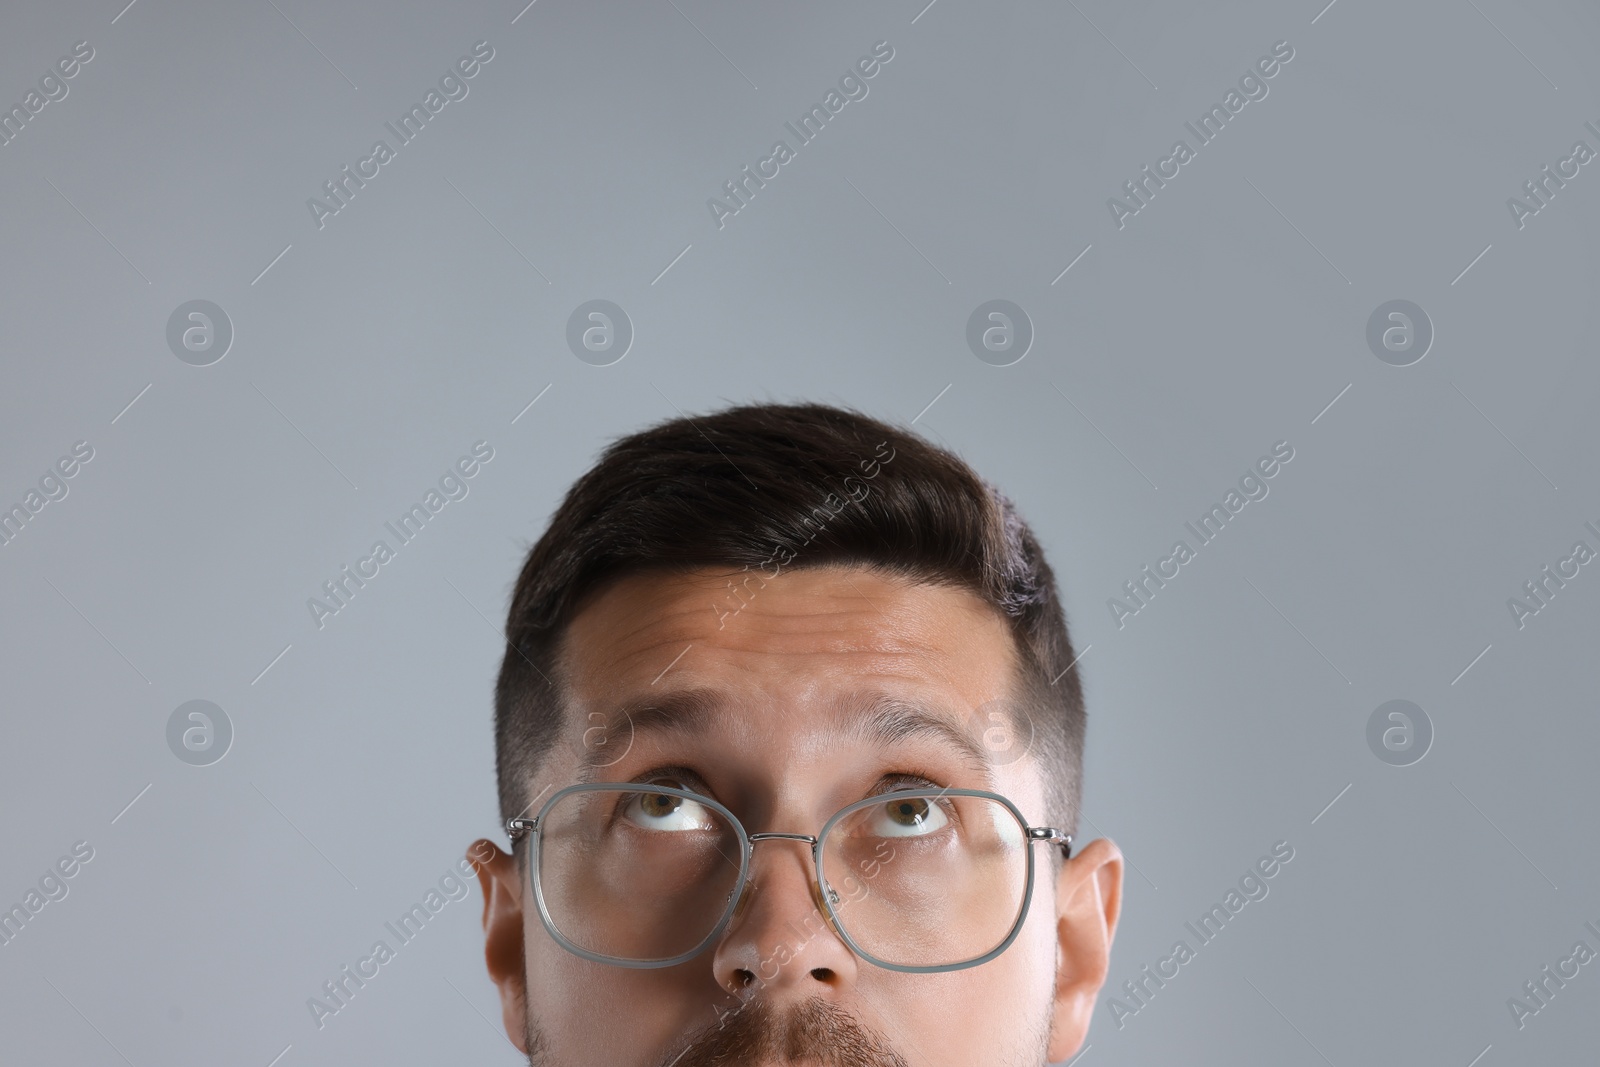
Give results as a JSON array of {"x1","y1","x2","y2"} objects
[
  {"x1": 727, "y1": 831, "x2": 846, "y2": 931},
  {"x1": 745, "y1": 831, "x2": 818, "y2": 846}
]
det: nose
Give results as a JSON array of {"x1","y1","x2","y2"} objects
[{"x1": 711, "y1": 833, "x2": 859, "y2": 998}]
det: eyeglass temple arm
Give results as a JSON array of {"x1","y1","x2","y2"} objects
[
  {"x1": 506, "y1": 817, "x2": 536, "y2": 842},
  {"x1": 1027, "y1": 825, "x2": 1073, "y2": 860}
]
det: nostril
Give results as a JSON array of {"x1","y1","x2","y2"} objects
[
  {"x1": 809, "y1": 967, "x2": 834, "y2": 982},
  {"x1": 732, "y1": 967, "x2": 757, "y2": 989}
]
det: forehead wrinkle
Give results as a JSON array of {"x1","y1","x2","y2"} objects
[
  {"x1": 560, "y1": 570, "x2": 1017, "y2": 790},
  {"x1": 579, "y1": 610, "x2": 704, "y2": 674},
  {"x1": 574, "y1": 688, "x2": 997, "y2": 785},
  {"x1": 567, "y1": 567, "x2": 983, "y2": 683}
]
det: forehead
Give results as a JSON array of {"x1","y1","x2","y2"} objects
[{"x1": 555, "y1": 564, "x2": 1022, "y2": 759}]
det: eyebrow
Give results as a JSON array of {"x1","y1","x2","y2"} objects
[
  {"x1": 576, "y1": 688, "x2": 720, "y2": 782},
  {"x1": 578, "y1": 687, "x2": 995, "y2": 788},
  {"x1": 842, "y1": 694, "x2": 997, "y2": 789}
]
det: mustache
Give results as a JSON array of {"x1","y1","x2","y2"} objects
[{"x1": 660, "y1": 996, "x2": 911, "y2": 1067}]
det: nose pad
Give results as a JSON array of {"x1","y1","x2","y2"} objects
[
  {"x1": 729, "y1": 878, "x2": 755, "y2": 924},
  {"x1": 725, "y1": 857, "x2": 845, "y2": 938},
  {"x1": 810, "y1": 875, "x2": 844, "y2": 938}
]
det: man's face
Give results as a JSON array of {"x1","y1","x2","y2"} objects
[{"x1": 473, "y1": 564, "x2": 1121, "y2": 1066}]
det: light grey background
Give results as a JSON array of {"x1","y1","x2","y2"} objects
[{"x1": 2, "y1": 0, "x2": 1597, "y2": 1064}]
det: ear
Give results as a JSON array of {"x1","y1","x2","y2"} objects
[
  {"x1": 470, "y1": 838, "x2": 529, "y2": 1053},
  {"x1": 1046, "y1": 836, "x2": 1123, "y2": 1062}
]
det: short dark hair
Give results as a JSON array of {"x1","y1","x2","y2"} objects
[{"x1": 494, "y1": 402, "x2": 1086, "y2": 832}]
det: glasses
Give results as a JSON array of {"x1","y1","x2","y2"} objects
[{"x1": 505, "y1": 782, "x2": 1071, "y2": 974}]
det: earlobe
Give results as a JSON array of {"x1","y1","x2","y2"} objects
[
  {"x1": 1046, "y1": 836, "x2": 1124, "y2": 1063},
  {"x1": 470, "y1": 839, "x2": 530, "y2": 1053}
]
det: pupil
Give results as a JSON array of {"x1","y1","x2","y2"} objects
[
  {"x1": 892, "y1": 799, "x2": 926, "y2": 824},
  {"x1": 645, "y1": 793, "x2": 679, "y2": 817}
]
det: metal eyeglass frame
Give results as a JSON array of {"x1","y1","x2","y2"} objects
[{"x1": 504, "y1": 781, "x2": 1073, "y2": 975}]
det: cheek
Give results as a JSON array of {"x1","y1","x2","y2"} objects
[
  {"x1": 1009, "y1": 892, "x2": 1064, "y2": 995},
  {"x1": 863, "y1": 953, "x2": 1047, "y2": 1064},
  {"x1": 523, "y1": 928, "x2": 716, "y2": 1063}
]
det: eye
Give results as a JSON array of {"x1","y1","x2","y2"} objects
[
  {"x1": 619, "y1": 786, "x2": 720, "y2": 833},
  {"x1": 863, "y1": 793, "x2": 950, "y2": 838}
]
